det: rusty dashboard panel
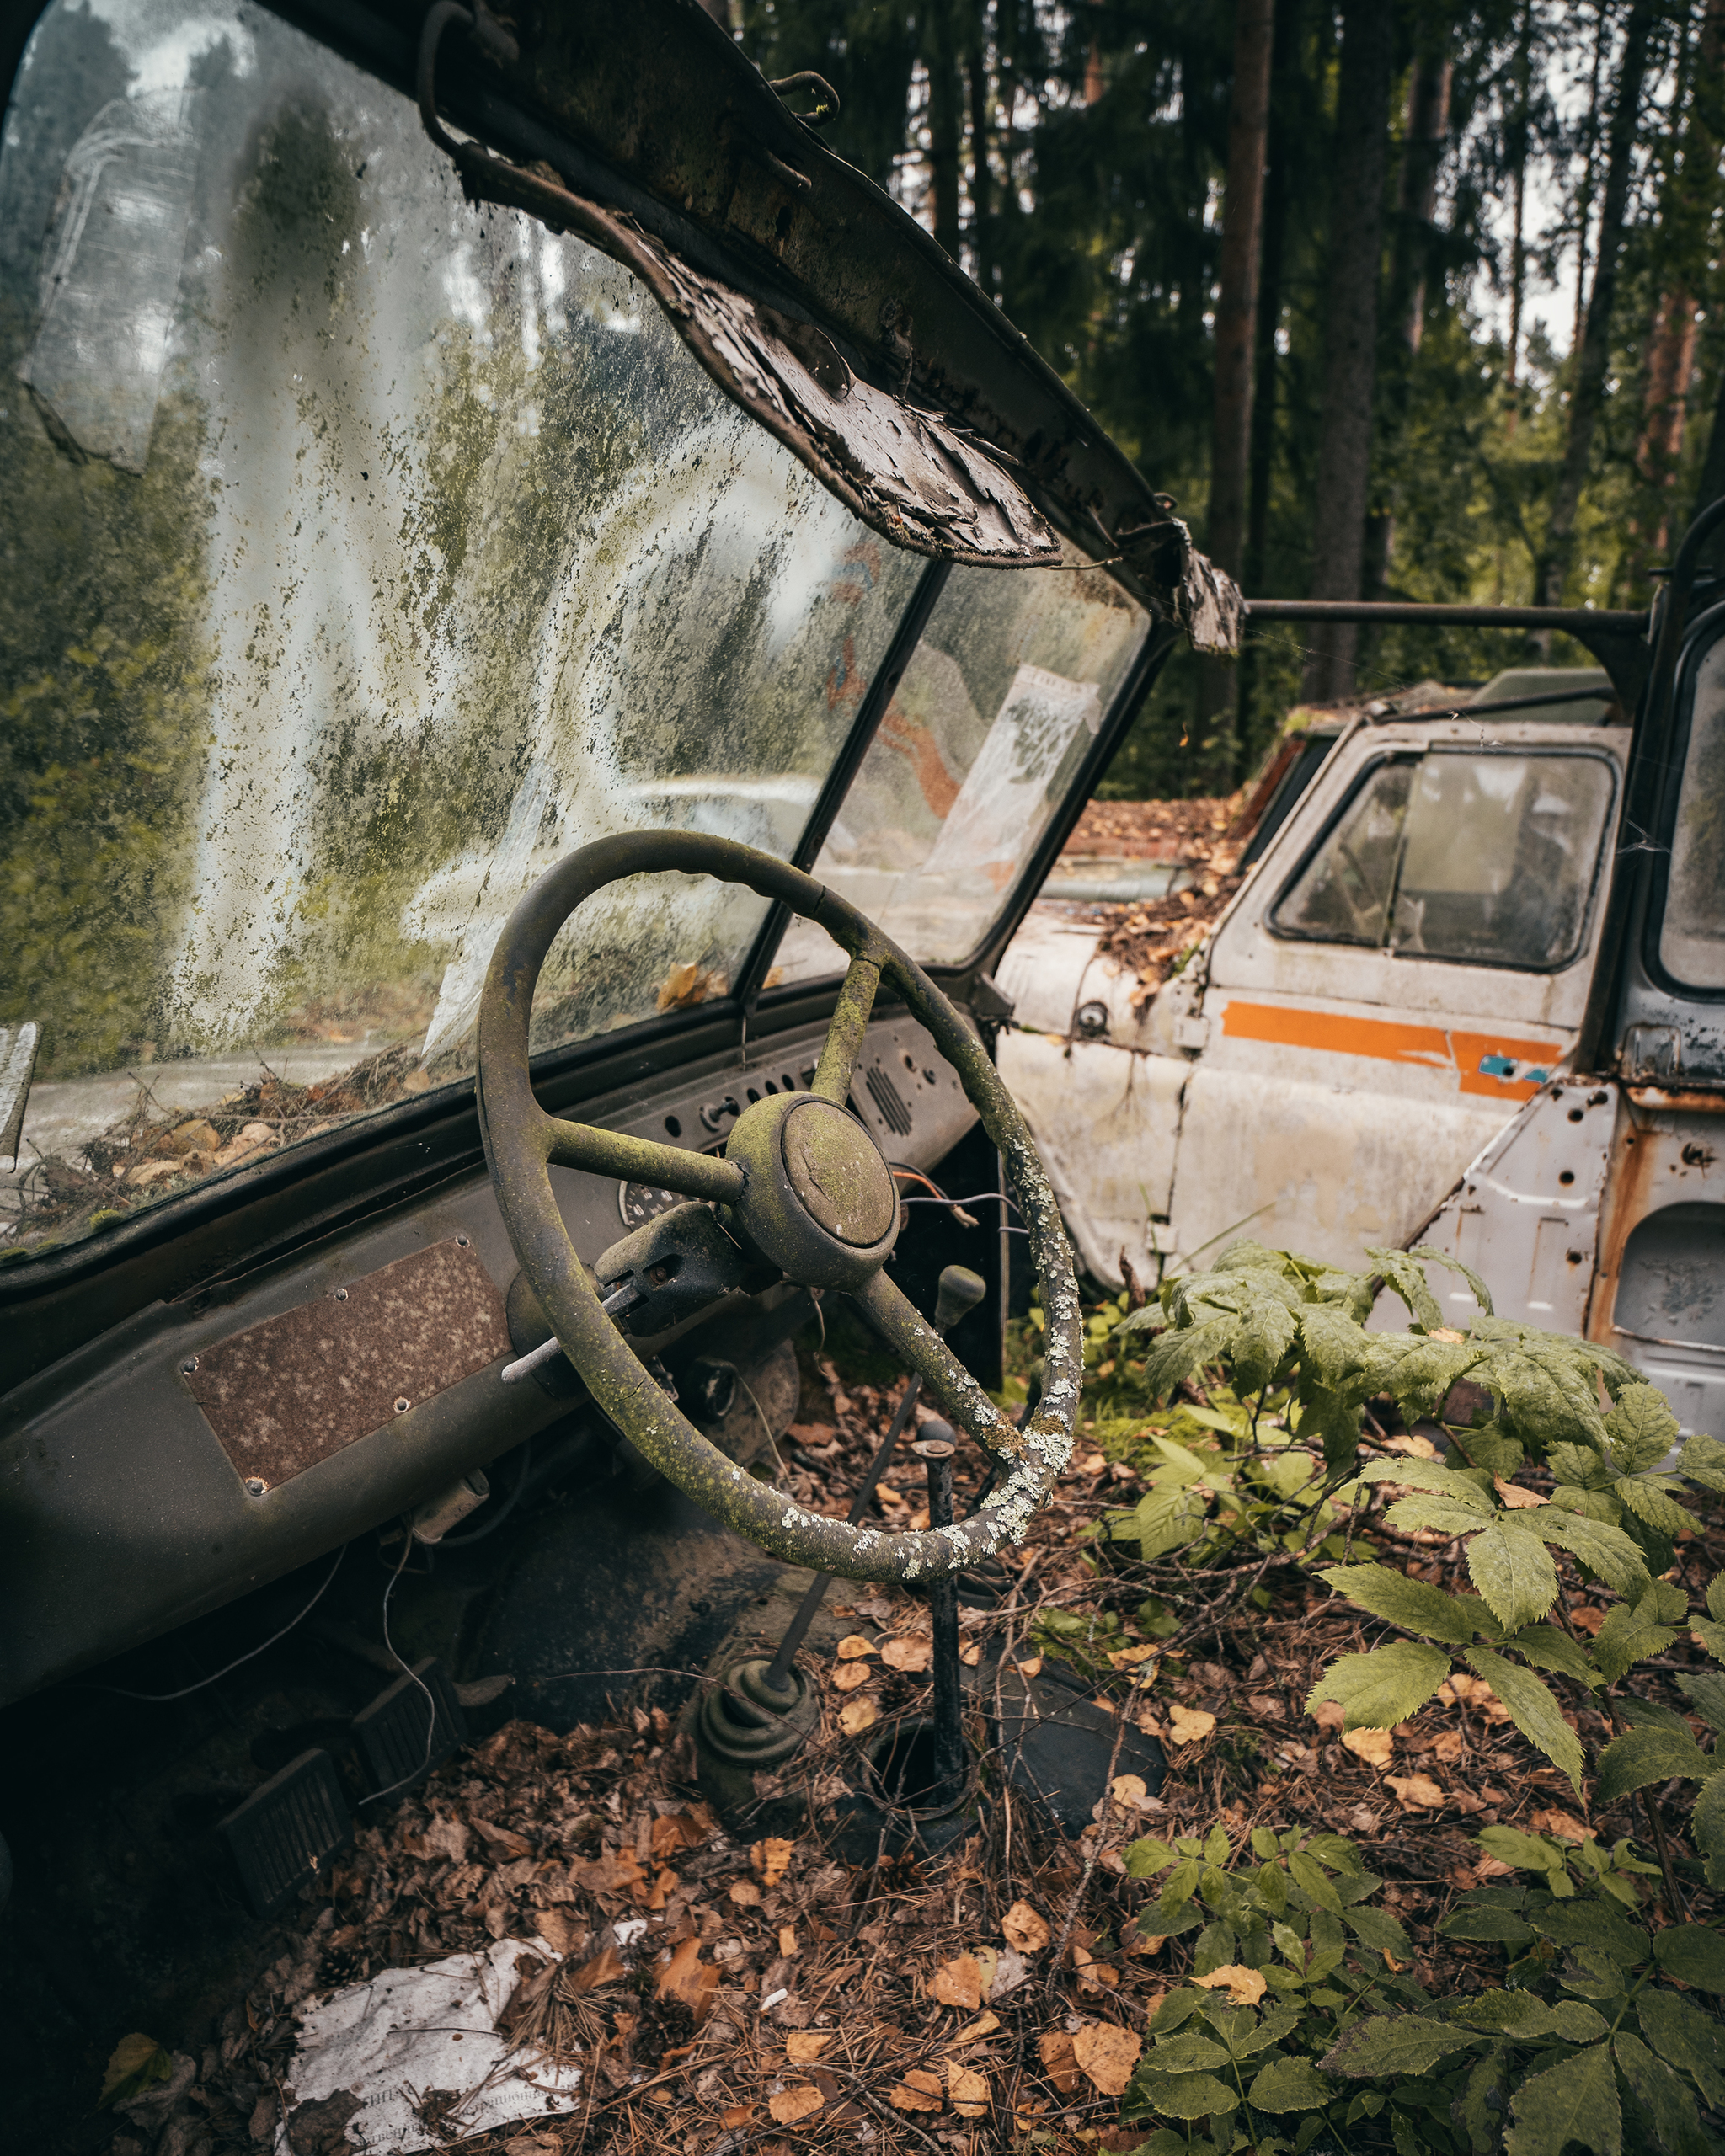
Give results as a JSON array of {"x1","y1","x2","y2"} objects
[{"x1": 182, "y1": 1242, "x2": 511, "y2": 1492}]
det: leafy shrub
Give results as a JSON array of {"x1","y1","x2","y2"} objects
[{"x1": 1121, "y1": 1821, "x2": 1725, "y2": 2154}]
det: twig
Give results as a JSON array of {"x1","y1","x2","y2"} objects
[{"x1": 822, "y1": 2063, "x2": 947, "y2": 2154}]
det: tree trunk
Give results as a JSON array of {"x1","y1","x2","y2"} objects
[
  {"x1": 1505, "y1": 6, "x2": 1531, "y2": 419},
  {"x1": 1573, "y1": 7, "x2": 1605, "y2": 358},
  {"x1": 1209, "y1": 0, "x2": 1276, "y2": 584},
  {"x1": 1300, "y1": 0, "x2": 1396, "y2": 703},
  {"x1": 927, "y1": 3, "x2": 962, "y2": 259},
  {"x1": 1397, "y1": 43, "x2": 1452, "y2": 354},
  {"x1": 968, "y1": 25, "x2": 991, "y2": 296},
  {"x1": 1535, "y1": 0, "x2": 1655, "y2": 608}
]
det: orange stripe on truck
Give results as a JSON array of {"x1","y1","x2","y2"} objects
[{"x1": 1220, "y1": 1001, "x2": 1560, "y2": 1100}]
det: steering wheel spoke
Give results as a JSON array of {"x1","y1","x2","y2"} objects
[
  {"x1": 809, "y1": 950, "x2": 882, "y2": 1102},
  {"x1": 848, "y1": 1269, "x2": 1023, "y2": 1467},
  {"x1": 543, "y1": 1116, "x2": 745, "y2": 1207}
]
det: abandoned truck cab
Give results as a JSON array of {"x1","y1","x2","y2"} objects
[
  {"x1": 0, "y1": 0, "x2": 1215, "y2": 2048},
  {"x1": 996, "y1": 510, "x2": 1725, "y2": 1441}
]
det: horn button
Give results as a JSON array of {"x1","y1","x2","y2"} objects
[{"x1": 725, "y1": 1094, "x2": 899, "y2": 1291}]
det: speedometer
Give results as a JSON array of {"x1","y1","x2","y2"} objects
[{"x1": 617, "y1": 1179, "x2": 686, "y2": 1228}]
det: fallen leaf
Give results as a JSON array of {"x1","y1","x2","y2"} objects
[
  {"x1": 948, "y1": 2010, "x2": 1000, "y2": 2047},
  {"x1": 987, "y1": 1946, "x2": 1028, "y2": 1999},
  {"x1": 1002, "y1": 1900, "x2": 1050, "y2": 1955},
  {"x1": 788, "y1": 1422, "x2": 836, "y2": 1445},
  {"x1": 651, "y1": 1809, "x2": 713, "y2": 1858},
  {"x1": 890, "y1": 2068, "x2": 944, "y2": 2114},
  {"x1": 769, "y1": 2085, "x2": 825, "y2": 2126},
  {"x1": 99, "y1": 2035, "x2": 172, "y2": 2110},
  {"x1": 1430, "y1": 1728, "x2": 1465, "y2": 1763},
  {"x1": 1342, "y1": 1728, "x2": 1393, "y2": 1767},
  {"x1": 1494, "y1": 1475, "x2": 1548, "y2": 1509},
  {"x1": 838, "y1": 1697, "x2": 879, "y2": 1735},
  {"x1": 1312, "y1": 1700, "x2": 1346, "y2": 1733},
  {"x1": 720, "y1": 2105, "x2": 754, "y2": 2129},
  {"x1": 960, "y1": 1640, "x2": 982, "y2": 1666},
  {"x1": 1123, "y1": 1920, "x2": 1165, "y2": 1956},
  {"x1": 502, "y1": 2136, "x2": 559, "y2": 2156},
  {"x1": 532, "y1": 1907, "x2": 582, "y2": 1956},
  {"x1": 1386, "y1": 1773, "x2": 1446, "y2": 1809},
  {"x1": 1572, "y1": 1604, "x2": 1609, "y2": 1636},
  {"x1": 1476, "y1": 1854, "x2": 1515, "y2": 1879},
  {"x1": 471, "y1": 1817, "x2": 533, "y2": 1859},
  {"x1": 836, "y1": 1635, "x2": 877, "y2": 1661},
  {"x1": 1108, "y1": 1642, "x2": 1159, "y2": 1669},
  {"x1": 1038, "y1": 2029, "x2": 1079, "y2": 2095},
  {"x1": 933, "y1": 1955, "x2": 985, "y2": 2009},
  {"x1": 1072, "y1": 1944, "x2": 1118, "y2": 1991},
  {"x1": 1386, "y1": 1431, "x2": 1441, "y2": 1460},
  {"x1": 881, "y1": 1636, "x2": 933, "y2": 1673},
  {"x1": 1167, "y1": 1705, "x2": 1216, "y2": 1745},
  {"x1": 1072, "y1": 2022, "x2": 1143, "y2": 2096},
  {"x1": 778, "y1": 1925, "x2": 798, "y2": 1957},
  {"x1": 752, "y1": 1837, "x2": 796, "y2": 1886},
  {"x1": 729, "y1": 1880, "x2": 762, "y2": 1906},
  {"x1": 950, "y1": 2063, "x2": 990, "y2": 2117},
  {"x1": 654, "y1": 1936, "x2": 719, "y2": 2025},
  {"x1": 1194, "y1": 1966, "x2": 1267, "y2": 2006},
  {"x1": 1074, "y1": 1451, "x2": 1108, "y2": 1474},
  {"x1": 832, "y1": 1662, "x2": 873, "y2": 1693},
  {"x1": 786, "y1": 2031, "x2": 830, "y2": 2063},
  {"x1": 1017, "y1": 1655, "x2": 1044, "y2": 1678},
  {"x1": 1531, "y1": 1807, "x2": 1591, "y2": 1842},
  {"x1": 568, "y1": 1943, "x2": 628, "y2": 1993},
  {"x1": 1109, "y1": 1774, "x2": 1149, "y2": 1807},
  {"x1": 574, "y1": 1848, "x2": 645, "y2": 1897}
]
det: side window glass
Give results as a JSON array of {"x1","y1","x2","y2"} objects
[
  {"x1": 1659, "y1": 631, "x2": 1725, "y2": 988},
  {"x1": 1272, "y1": 751, "x2": 1615, "y2": 971},
  {"x1": 1271, "y1": 759, "x2": 1414, "y2": 946}
]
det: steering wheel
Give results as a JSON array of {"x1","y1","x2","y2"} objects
[{"x1": 476, "y1": 830, "x2": 1081, "y2": 1582}]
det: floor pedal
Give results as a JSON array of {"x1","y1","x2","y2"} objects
[
  {"x1": 353, "y1": 1656, "x2": 467, "y2": 1798},
  {"x1": 219, "y1": 1748, "x2": 351, "y2": 1918}
]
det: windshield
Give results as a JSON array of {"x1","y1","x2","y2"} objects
[{"x1": 0, "y1": 0, "x2": 1146, "y2": 1263}]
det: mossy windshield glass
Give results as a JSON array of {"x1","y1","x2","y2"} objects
[{"x1": 0, "y1": 0, "x2": 968, "y2": 1260}]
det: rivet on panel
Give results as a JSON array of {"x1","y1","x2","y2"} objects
[
  {"x1": 334, "y1": 1287, "x2": 349, "y2": 1301},
  {"x1": 394, "y1": 1396, "x2": 411, "y2": 1414},
  {"x1": 181, "y1": 1357, "x2": 198, "y2": 1374},
  {"x1": 244, "y1": 1477, "x2": 268, "y2": 1497},
  {"x1": 456, "y1": 1234, "x2": 472, "y2": 1247}
]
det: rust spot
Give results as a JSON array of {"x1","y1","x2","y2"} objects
[{"x1": 183, "y1": 1241, "x2": 510, "y2": 1489}]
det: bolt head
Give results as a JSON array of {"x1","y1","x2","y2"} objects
[
  {"x1": 180, "y1": 1357, "x2": 198, "y2": 1374},
  {"x1": 334, "y1": 1287, "x2": 349, "y2": 1301},
  {"x1": 244, "y1": 1477, "x2": 267, "y2": 1497},
  {"x1": 394, "y1": 1396, "x2": 410, "y2": 1414}
]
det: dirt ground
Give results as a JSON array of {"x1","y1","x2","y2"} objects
[{"x1": 100, "y1": 1333, "x2": 1722, "y2": 2156}]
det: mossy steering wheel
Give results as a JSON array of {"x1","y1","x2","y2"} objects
[{"x1": 476, "y1": 830, "x2": 1081, "y2": 1582}]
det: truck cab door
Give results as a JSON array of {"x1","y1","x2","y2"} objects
[{"x1": 1167, "y1": 713, "x2": 1630, "y2": 1273}]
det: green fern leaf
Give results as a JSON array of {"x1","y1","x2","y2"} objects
[
  {"x1": 1502, "y1": 2042, "x2": 1621, "y2": 2156},
  {"x1": 1299, "y1": 1302, "x2": 1374, "y2": 1393},
  {"x1": 1463, "y1": 1646, "x2": 1585, "y2": 1795},
  {"x1": 1591, "y1": 1595, "x2": 1680, "y2": 1684},
  {"x1": 1364, "y1": 1334, "x2": 1487, "y2": 1417},
  {"x1": 1385, "y1": 1493, "x2": 1500, "y2": 1539},
  {"x1": 1231, "y1": 1296, "x2": 1300, "y2": 1395},
  {"x1": 1504, "y1": 1625, "x2": 1599, "y2": 1687},
  {"x1": 1595, "y1": 1721, "x2": 1711, "y2": 1802},
  {"x1": 1466, "y1": 1518, "x2": 1560, "y2": 1633},
  {"x1": 1406, "y1": 1243, "x2": 1496, "y2": 1318},
  {"x1": 1604, "y1": 1384, "x2": 1680, "y2": 1473},
  {"x1": 1134, "y1": 1313, "x2": 1236, "y2": 1400},
  {"x1": 1679, "y1": 1433, "x2": 1725, "y2": 1495},
  {"x1": 1615, "y1": 1474, "x2": 1693, "y2": 1537},
  {"x1": 1316, "y1": 1563, "x2": 1481, "y2": 1644},
  {"x1": 1365, "y1": 1247, "x2": 1445, "y2": 1331},
  {"x1": 1535, "y1": 1508, "x2": 1653, "y2": 1599},
  {"x1": 1306, "y1": 1641, "x2": 1453, "y2": 1730}
]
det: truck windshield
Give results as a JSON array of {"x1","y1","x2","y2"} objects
[
  {"x1": 0, "y1": 0, "x2": 1146, "y2": 1263},
  {"x1": 1659, "y1": 627, "x2": 1725, "y2": 990}
]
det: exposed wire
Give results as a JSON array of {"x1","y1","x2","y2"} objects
[
  {"x1": 360, "y1": 1531, "x2": 441, "y2": 1805},
  {"x1": 901, "y1": 1192, "x2": 1024, "y2": 1215},
  {"x1": 88, "y1": 1545, "x2": 347, "y2": 1702}
]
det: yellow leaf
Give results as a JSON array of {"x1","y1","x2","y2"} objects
[
  {"x1": 890, "y1": 2068, "x2": 944, "y2": 2113},
  {"x1": 1194, "y1": 1965, "x2": 1267, "y2": 2006},
  {"x1": 569, "y1": 1943, "x2": 628, "y2": 1993},
  {"x1": 949, "y1": 2063, "x2": 990, "y2": 2117},
  {"x1": 1038, "y1": 2028, "x2": 1079, "y2": 2095},
  {"x1": 838, "y1": 1697, "x2": 879, "y2": 1735},
  {"x1": 1494, "y1": 1475, "x2": 1548, "y2": 1510},
  {"x1": 1386, "y1": 1432, "x2": 1441, "y2": 1460},
  {"x1": 1017, "y1": 1654, "x2": 1044, "y2": 1678},
  {"x1": 1001, "y1": 1899, "x2": 1051, "y2": 1955},
  {"x1": 768, "y1": 2084, "x2": 825, "y2": 2125},
  {"x1": 729, "y1": 1879, "x2": 762, "y2": 1906},
  {"x1": 881, "y1": 1636, "x2": 933, "y2": 1673},
  {"x1": 720, "y1": 2104, "x2": 755, "y2": 2129},
  {"x1": 1386, "y1": 1773, "x2": 1446, "y2": 1809},
  {"x1": 1108, "y1": 1642, "x2": 1159, "y2": 1668},
  {"x1": 785, "y1": 2031, "x2": 830, "y2": 2063},
  {"x1": 932, "y1": 1954, "x2": 984, "y2": 2009},
  {"x1": 948, "y1": 2010, "x2": 1001, "y2": 2047},
  {"x1": 752, "y1": 1836, "x2": 795, "y2": 1886},
  {"x1": 1072, "y1": 1944, "x2": 1118, "y2": 1990},
  {"x1": 1342, "y1": 1728, "x2": 1394, "y2": 1767},
  {"x1": 779, "y1": 1925, "x2": 799, "y2": 1957},
  {"x1": 99, "y1": 2035, "x2": 171, "y2": 2111},
  {"x1": 1110, "y1": 1773, "x2": 1150, "y2": 1806},
  {"x1": 1167, "y1": 1705, "x2": 1216, "y2": 1744},
  {"x1": 1431, "y1": 1728, "x2": 1465, "y2": 1763},
  {"x1": 836, "y1": 1635, "x2": 877, "y2": 1661},
  {"x1": 1531, "y1": 1806, "x2": 1591, "y2": 1842},
  {"x1": 652, "y1": 1937, "x2": 718, "y2": 2023},
  {"x1": 832, "y1": 1662, "x2": 873, "y2": 1693},
  {"x1": 1071, "y1": 2022, "x2": 1143, "y2": 2096},
  {"x1": 960, "y1": 1640, "x2": 982, "y2": 1666}
]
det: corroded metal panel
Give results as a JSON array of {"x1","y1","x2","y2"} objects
[{"x1": 184, "y1": 1242, "x2": 510, "y2": 1491}]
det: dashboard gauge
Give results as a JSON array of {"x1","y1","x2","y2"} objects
[{"x1": 617, "y1": 1179, "x2": 686, "y2": 1228}]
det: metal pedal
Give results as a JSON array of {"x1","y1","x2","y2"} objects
[
  {"x1": 352, "y1": 1656, "x2": 467, "y2": 1798},
  {"x1": 219, "y1": 1748, "x2": 351, "y2": 1918}
]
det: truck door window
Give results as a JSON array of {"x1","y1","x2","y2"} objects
[
  {"x1": 1271, "y1": 750, "x2": 1616, "y2": 971},
  {"x1": 1658, "y1": 630, "x2": 1725, "y2": 989}
]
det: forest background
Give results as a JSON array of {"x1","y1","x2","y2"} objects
[{"x1": 731, "y1": 0, "x2": 1725, "y2": 798}]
